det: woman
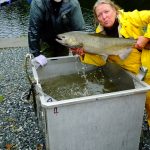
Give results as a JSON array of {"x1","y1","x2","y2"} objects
[{"x1": 71, "y1": 0, "x2": 150, "y2": 126}]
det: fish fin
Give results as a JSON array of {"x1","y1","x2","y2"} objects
[
  {"x1": 118, "y1": 48, "x2": 132, "y2": 60},
  {"x1": 88, "y1": 32, "x2": 108, "y2": 37},
  {"x1": 101, "y1": 55, "x2": 108, "y2": 61}
]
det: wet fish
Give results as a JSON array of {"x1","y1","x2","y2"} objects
[{"x1": 56, "y1": 31, "x2": 136, "y2": 59}]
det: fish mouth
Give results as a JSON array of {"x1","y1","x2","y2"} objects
[
  {"x1": 56, "y1": 35, "x2": 70, "y2": 47},
  {"x1": 56, "y1": 36, "x2": 65, "y2": 45},
  {"x1": 56, "y1": 35, "x2": 81, "y2": 48},
  {"x1": 55, "y1": 38, "x2": 62, "y2": 43}
]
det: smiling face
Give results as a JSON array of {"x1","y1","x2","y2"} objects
[{"x1": 95, "y1": 3, "x2": 117, "y2": 28}]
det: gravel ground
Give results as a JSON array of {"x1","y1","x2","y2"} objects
[
  {"x1": 0, "y1": 2, "x2": 45, "y2": 148},
  {"x1": 0, "y1": 47, "x2": 45, "y2": 149}
]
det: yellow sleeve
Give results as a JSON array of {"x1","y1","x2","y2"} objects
[
  {"x1": 95, "y1": 25, "x2": 101, "y2": 33},
  {"x1": 121, "y1": 48, "x2": 141, "y2": 74},
  {"x1": 79, "y1": 53, "x2": 106, "y2": 66},
  {"x1": 125, "y1": 10, "x2": 150, "y2": 38},
  {"x1": 141, "y1": 49, "x2": 150, "y2": 79},
  {"x1": 108, "y1": 48, "x2": 141, "y2": 74},
  {"x1": 137, "y1": 10, "x2": 150, "y2": 38}
]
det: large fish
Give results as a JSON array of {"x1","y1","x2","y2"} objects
[{"x1": 56, "y1": 31, "x2": 149, "y2": 60}]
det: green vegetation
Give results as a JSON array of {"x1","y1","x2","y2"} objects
[{"x1": 0, "y1": 95, "x2": 4, "y2": 103}]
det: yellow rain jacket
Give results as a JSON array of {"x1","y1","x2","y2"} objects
[{"x1": 80, "y1": 9, "x2": 150, "y2": 125}]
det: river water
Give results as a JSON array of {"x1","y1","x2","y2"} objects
[
  {"x1": 0, "y1": 0, "x2": 150, "y2": 149},
  {"x1": 79, "y1": 0, "x2": 150, "y2": 10}
]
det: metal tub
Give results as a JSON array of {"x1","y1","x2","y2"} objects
[{"x1": 31, "y1": 56, "x2": 150, "y2": 150}]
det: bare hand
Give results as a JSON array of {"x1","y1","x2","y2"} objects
[
  {"x1": 70, "y1": 48, "x2": 85, "y2": 56},
  {"x1": 135, "y1": 36, "x2": 150, "y2": 50}
]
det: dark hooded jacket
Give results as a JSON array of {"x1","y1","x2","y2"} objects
[{"x1": 28, "y1": 0, "x2": 85, "y2": 57}]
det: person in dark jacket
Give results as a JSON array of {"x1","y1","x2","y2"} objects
[{"x1": 28, "y1": 0, "x2": 85, "y2": 67}]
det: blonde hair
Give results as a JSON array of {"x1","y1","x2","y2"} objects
[{"x1": 93, "y1": 0, "x2": 121, "y2": 22}]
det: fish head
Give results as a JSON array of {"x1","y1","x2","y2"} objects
[{"x1": 56, "y1": 33, "x2": 83, "y2": 48}]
